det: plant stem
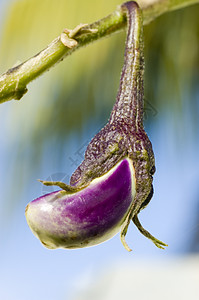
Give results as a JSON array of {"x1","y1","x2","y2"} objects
[{"x1": 0, "y1": 0, "x2": 198, "y2": 104}]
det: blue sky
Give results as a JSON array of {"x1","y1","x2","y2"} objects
[{"x1": 1, "y1": 106, "x2": 199, "y2": 300}]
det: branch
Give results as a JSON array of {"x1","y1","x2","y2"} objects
[{"x1": 0, "y1": 0, "x2": 198, "y2": 104}]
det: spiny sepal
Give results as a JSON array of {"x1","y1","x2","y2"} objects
[
  {"x1": 120, "y1": 213, "x2": 167, "y2": 251},
  {"x1": 133, "y1": 214, "x2": 168, "y2": 249},
  {"x1": 38, "y1": 179, "x2": 87, "y2": 194}
]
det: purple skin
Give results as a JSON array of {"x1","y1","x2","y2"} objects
[{"x1": 25, "y1": 159, "x2": 136, "y2": 249}]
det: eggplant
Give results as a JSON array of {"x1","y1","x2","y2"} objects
[{"x1": 26, "y1": 1, "x2": 167, "y2": 251}]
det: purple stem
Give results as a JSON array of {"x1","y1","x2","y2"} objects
[{"x1": 110, "y1": 2, "x2": 144, "y2": 130}]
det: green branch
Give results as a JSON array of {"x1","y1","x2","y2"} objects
[{"x1": 0, "y1": 0, "x2": 198, "y2": 104}]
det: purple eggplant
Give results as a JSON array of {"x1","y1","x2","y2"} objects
[
  {"x1": 26, "y1": 159, "x2": 136, "y2": 249},
  {"x1": 26, "y1": 1, "x2": 167, "y2": 251}
]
